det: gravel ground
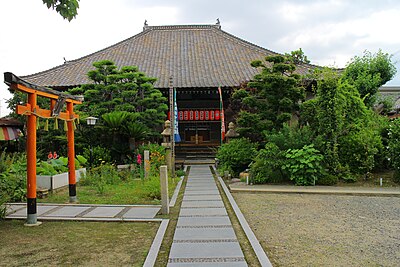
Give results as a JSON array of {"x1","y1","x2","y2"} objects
[{"x1": 233, "y1": 193, "x2": 400, "y2": 267}]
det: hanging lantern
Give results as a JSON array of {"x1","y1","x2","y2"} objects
[
  {"x1": 189, "y1": 110, "x2": 194, "y2": 120},
  {"x1": 195, "y1": 110, "x2": 199, "y2": 120},
  {"x1": 210, "y1": 110, "x2": 215, "y2": 120},
  {"x1": 215, "y1": 110, "x2": 220, "y2": 120},
  {"x1": 184, "y1": 110, "x2": 189, "y2": 120},
  {"x1": 199, "y1": 110, "x2": 204, "y2": 120},
  {"x1": 205, "y1": 110, "x2": 210, "y2": 120},
  {"x1": 179, "y1": 111, "x2": 183, "y2": 120}
]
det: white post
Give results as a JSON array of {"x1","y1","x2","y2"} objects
[
  {"x1": 160, "y1": 165, "x2": 169, "y2": 214},
  {"x1": 144, "y1": 150, "x2": 150, "y2": 179}
]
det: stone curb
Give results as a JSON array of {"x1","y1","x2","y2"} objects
[
  {"x1": 229, "y1": 187, "x2": 400, "y2": 197},
  {"x1": 214, "y1": 167, "x2": 273, "y2": 267},
  {"x1": 144, "y1": 219, "x2": 170, "y2": 267}
]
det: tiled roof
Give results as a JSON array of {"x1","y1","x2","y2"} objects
[{"x1": 22, "y1": 24, "x2": 315, "y2": 89}]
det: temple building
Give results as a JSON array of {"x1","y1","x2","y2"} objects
[{"x1": 22, "y1": 22, "x2": 315, "y2": 157}]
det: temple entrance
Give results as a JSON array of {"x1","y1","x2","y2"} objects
[{"x1": 184, "y1": 123, "x2": 210, "y2": 144}]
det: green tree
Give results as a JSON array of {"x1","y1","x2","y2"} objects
[
  {"x1": 285, "y1": 48, "x2": 310, "y2": 64},
  {"x1": 234, "y1": 54, "x2": 305, "y2": 142},
  {"x1": 342, "y1": 50, "x2": 396, "y2": 107},
  {"x1": 42, "y1": 0, "x2": 79, "y2": 21},
  {"x1": 71, "y1": 60, "x2": 168, "y2": 137},
  {"x1": 303, "y1": 68, "x2": 383, "y2": 178}
]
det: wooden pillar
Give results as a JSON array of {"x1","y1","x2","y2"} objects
[
  {"x1": 25, "y1": 93, "x2": 41, "y2": 226},
  {"x1": 67, "y1": 102, "x2": 77, "y2": 203}
]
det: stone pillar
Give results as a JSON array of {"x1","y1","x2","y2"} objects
[
  {"x1": 144, "y1": 150, "x2": 150, "y2": 179},
  {"x1": 225, "y1": 122, "x2": 239, "y2": 143},
  {"x1": 161, "y1": 120, "x2": 172, "y2": 172},
  {"x1": 160, "y1": 165, "x2": 169, "y2": 214}
]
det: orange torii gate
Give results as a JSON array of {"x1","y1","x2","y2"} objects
[{"x1": 4, "y1": 72, "x2": 82, "y2": 226}]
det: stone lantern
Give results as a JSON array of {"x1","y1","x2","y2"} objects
[{"x1": 225, "y1": 122, "x2": 239, "y2": 143}]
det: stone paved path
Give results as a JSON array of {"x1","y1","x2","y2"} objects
[
  {"x1": 168, "y1": 165, "x2": 247, "y2": 266},
  {"x1": 5, "y1": 203, "x2": 161, "y2": 221}
]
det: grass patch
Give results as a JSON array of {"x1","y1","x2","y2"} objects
[
  {"x1": 39, "y1": 177, "x2": 180, "y2": 205},
  {"x1": 0, "y1": 220, "x2": 159, "y2": 266}
]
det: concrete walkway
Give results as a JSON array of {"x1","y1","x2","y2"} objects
[
  {"x1": 5, "y1": 203, "x2": 161, "y2": 221},
  {"x1": 168, "y1": 165, "x2": 247, "y2": 266}
]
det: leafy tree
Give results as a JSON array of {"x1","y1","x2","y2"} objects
[
  {"x1": 285, "y1": 48, "x2": 310, "y2": 64},
  {"x1": 303, "y1": 68, "x2": 383, "y2": 178},
  {"x1": 233, "y1": 54, "x2": 305, "y2": 142},
  {"x1": 42, "y1": 0, "x2": 79, "y2": 21},
  {"x1": 342, "y1": 50, "x2": 396, "y2": 107},
  {"x1": 71, "y1": 60, "x2": 168, "y2": 137}
]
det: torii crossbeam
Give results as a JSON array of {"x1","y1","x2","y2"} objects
[{"x1": 4, "y1": 72, "x2": 82, "y2": 226}]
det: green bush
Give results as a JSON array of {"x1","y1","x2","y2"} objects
[
  {"x1": 250, "y1": 143, "x2": 287, "y2": 184},
  {"x1": 83, "y1": 146, "x2": 113, "y2": 167},
  {"x1": 338, "y1": 124, "x2": 381, "y2": 174},
  {"x1": 217, "y1": 138, "x2": 257, "y2": 176},
  {"x1": 283, "y1": 144, "x2": 324, "y2": 186},
  {"x1": 265, "y1": 124, "x2": 322, "y2": 151},
  {"x1": 387, "y1": 118, "x2": 400, "y2": 183},
  {"x1": 317, "y1": 173, "x2": 338, "y2": 185},
  {"x1": 0, "y1": 152, "x2": 26, "y2": 203}
]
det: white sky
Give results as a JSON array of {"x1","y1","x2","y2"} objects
[{"x1": 1, "y1": 0, "x2": 400, "y2": 116}]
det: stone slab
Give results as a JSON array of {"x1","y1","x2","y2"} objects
[
  {"x1": 44, "y1": 206, "x2": 90, "y2": 217},
  {"x1": 177, "y1": 216, "x2": 232, "y2": 227},
  {"x1": 168, "y1": 262, "x2": 247, "y2": 267},
  {"x1": 179, "y1": 208, "x2": 227, "y2": 216},
  {"x1": 181, "y1": 200, "x2": 224, "y2": 208},
  {"x1": 169, "y1": 242, "x2": 244, "y2": 258},
  {"x1": 5, "y1": 204, "x2": 25, "y2": 215},
  {"x1": 82, "y1": 206, "x2": 125, "y2": 218},
  {"x1": 183, "y1": 195, "x2": 222, "y2": 201},
  {"x1": 122, "y1": 207, "x2": 160, "y2": 218},
  {"x1": 174, "y1": 227, "x2": 236, "y2": 240},
  {"x1": 184, "y1": 191, "x2": 220, "y2": 195},
  {"x1": 7, "y1": 205, "x2": 58, "y2": 217},
  {"x1": 185, "y1": 186, "x2": 218, "y2": 191}
]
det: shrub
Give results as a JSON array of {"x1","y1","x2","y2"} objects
[
  {"x1": 250, "y1": 143, "x2": 287, "y2": 184},
  {"x1": 83, "y1": 146, "x2": 113, "y2": 167},
  {"x1": 283, "y1": 144, "x2": 324, "y2": 186},
  {"x1": 265, "y1": 124, "x2": 322, "y2": 151},
  {"x1": 317, "y1": 173, "x2": 338, "y2": 185},
  {"x1": 338, "y1": 124, "x2": 382, "y2": 174},
  {"x1": 216, "y1": 138, "x2": 257, "y2": 176},
  {"x1": 0, "y1": 152, "x2": 26, "y2": 202},
  {"x1": 387, "y1": 118, "x2": 400, "y2": 183}
]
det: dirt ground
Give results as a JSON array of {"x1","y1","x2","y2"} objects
[{"x1": 233, "y1": 193, "x2": 400, "y2": 267}]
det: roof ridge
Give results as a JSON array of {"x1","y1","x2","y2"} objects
[{"x1": 144, "y1": 24, "x2": 221, "y2": 31}]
